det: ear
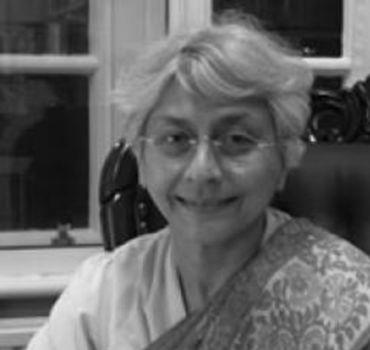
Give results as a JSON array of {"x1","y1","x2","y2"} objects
[
  {"x1": 285, "y1": 139, "x2": 306, "y2": 169},
  {"x1": 138, "y1": 153, "x2": 151, "y2": 190},
  {"x1": 139, "y1": 171, "x2": 147, "y2": 188},
  {"x1": 131, "y1": 141, "x2": 146, "y2": 187},
  {"x1": 276, "y1": 167, "x2": 288, "y2": 191},
  {"x1": 276, "y1": 139, "x2": 306, "y2": 191},
  {"x1": 137, "y1": 155, "x2": 147, "y2": 188}
]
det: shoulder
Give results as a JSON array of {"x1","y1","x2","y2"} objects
[
  {"x1": 69, "y1": 227, "x2": 172, "y2": 300},
  {"x1": 75, "y1": 227, "x2": 171, "y2": 276},
  {"x1": 262, "y1": 214, "x2": 370, "y2": 311},
  {"x1": 28, "y1": 228, "x2": 172, "y2": 349},
  {"x1": 251, "y1": 217, "x2": 370, "y2": 349},
  {"x1": 284, "y1": 217, "x2": 370, "y2": 264},
  {"x1": 267, "y1": 216, "x2": 370, "y2": 318},
  {"x1": 266, "y1": 211, "x2": 369, "y2": 263}
]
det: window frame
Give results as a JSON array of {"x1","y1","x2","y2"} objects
[
  {"x1": 0, "y1": 0, "x2": 112, "y2": 247},
  {"x1": 0, "y1": 0, "x2": 166, "y2": 302}
]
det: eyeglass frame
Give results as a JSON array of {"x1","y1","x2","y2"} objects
[{"x1": 135, "y1": 131, "x2": 282, "y2": 161}]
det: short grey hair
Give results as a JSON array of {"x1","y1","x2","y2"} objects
[{"x1": 113, "y1": 15, "x2": 313, "y2": 169}]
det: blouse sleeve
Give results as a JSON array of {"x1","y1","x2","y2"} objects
[{"x1": 26, "y1": 252, "x2": 112, "y2": 350}]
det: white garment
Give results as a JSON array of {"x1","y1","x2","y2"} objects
[
  {"x1": 27, "y1": 208, "x2": 289, "y2": 350},
  {"x1": 27, "y1": 229, "x2": 186, "y2": 350}
]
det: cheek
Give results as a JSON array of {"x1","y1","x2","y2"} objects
[
  {"x1": 234, "y1": 154, "x2": 284, "y2": 201},
  {"x1": 140, "y1": 157, "x2": 179, "y2": 217}
]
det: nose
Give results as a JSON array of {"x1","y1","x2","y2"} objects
[{"x1": 183, "y1": 138, "x2": 223, "y2": 183}]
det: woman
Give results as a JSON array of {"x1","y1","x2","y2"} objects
[{"x1": 28, "y1": 16, "x2": 370, "y2": 350}]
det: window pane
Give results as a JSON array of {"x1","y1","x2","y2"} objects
[
  {"x1": 213, "y1": 0, "x2": 342, "y2": 57},
  {"x1": 0, "y1": 74, "x2": 89, "y2": 230},
  {"x1": 0, "y1": 0, "x2": 88, "y2": 54}
]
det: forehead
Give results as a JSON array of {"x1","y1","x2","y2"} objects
[{"x1": 147, "y1": 79, "x2": 275, "y2": 134}]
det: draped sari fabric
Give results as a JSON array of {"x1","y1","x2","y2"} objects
[{"x1": 146, "y1": 219, "x2": 370, "y2": 350}]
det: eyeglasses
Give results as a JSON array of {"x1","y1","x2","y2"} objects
[{"x1": 137, "y1": 130, "x2": 278, "y2": 160}]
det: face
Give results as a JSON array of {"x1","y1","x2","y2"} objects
[{"x1": 139, "y1": 79, "x2": 287, "y2": 246}]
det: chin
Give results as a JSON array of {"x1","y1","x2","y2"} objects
[
  {"x1": 171, "y1": 217, "x2": 244, "y2": 246},
  {"x1": 170, "y1": 206, "x2": 267, "y2": 246}
]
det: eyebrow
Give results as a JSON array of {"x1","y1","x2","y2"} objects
[
  {"x1": 147, "y1": 115, "x2": 194, "y2": 132},
  {"x1": 215, "y1": 113, "x2": 250, "y2": 126},
  {"x1": 152, "y1": 115, "x2": 189, "y2": 125},
  {"x1": 213, "y1": 113, "x2": 268, "y2": 139},
  {"x1": 153, "y1": 111, "x2": 248, "y2": 123},
  {"x1": 149, "y1": 110, "x2": 267, "y2": 133},
  {"x1": 213, "y1": 112, "x2": 262, "y2": 129}
]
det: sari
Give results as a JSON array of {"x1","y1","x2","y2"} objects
[{"x1": 146, "y1": 218, "x2": 370, "y2": 350}]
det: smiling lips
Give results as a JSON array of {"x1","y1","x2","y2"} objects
[{"x1": 174, "y1": 195, "x2": 238, "y2": 212}]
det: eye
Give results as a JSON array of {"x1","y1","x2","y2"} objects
[
  {"x1": 227, "y1": 132, "x2": 254, "y2": 144},
  {"x1": 164, "y1": 132, "x2": 189, "y2": 144},
  {"x1": 220, "y1": 131, "x2": 257, "y2": 155},
  {"x1": 154, "y1": 131, "x2": 193, "y2": 156}
]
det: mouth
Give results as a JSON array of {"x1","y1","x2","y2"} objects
[{"x1": 174, "y1": 195, "x2": 239, "y2": 212}]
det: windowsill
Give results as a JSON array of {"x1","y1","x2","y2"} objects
[
  {"x1": 304, "y1": 56, "x2": 351, "y2": 75},
  {"x1": 0, "y1": 248, "x2": 103, "y2": 346},
  {"x1": 0, "y1": 316, "x2": 47, "y2": 347},
  {"x1": 0, "y1": 228, "x2": 102, "y2": 247},
  {"x1": 0, "y1": 246, "x2": 102, "y2": 298}
]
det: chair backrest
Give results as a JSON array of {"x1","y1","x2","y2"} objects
[
  {"x1": 99, "y1": 77, "x2": 370, "y2": 253},
  {"x1": 274, "y1": 143, "x2": 370, "y2": 253},
  {"x1": 99, "y1": 139, "x2": 166, "y2": 250}
]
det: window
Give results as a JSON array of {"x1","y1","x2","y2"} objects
[
  {"x1": 213, "y1": 0, "x2": 345, "y2": 90},
  {"x1": 168, "y1": 0, "x2": 370, "y2": 88},
  {"x1": 0, "y1": 74, "x2": 89, "y2": 232},
  {"x1": 0, "y1": 0, "x2": 166, "y2": 338},
  {"x1": 213, "y1": 0, "x2": 343, "y2": 57},
  {"x1": 0, "y1": 0, "x2": 108, "y2": 248},
  {"x1": 0, "y1": 0, "x2": 88, "y2": 54},
  {"x1": 0, "y1": 0, "x2": 166, "y2": 273}
]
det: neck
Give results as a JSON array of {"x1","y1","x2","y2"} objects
[{"x1": 170, "y1": 214, "x2": 265, "y2": 313}]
